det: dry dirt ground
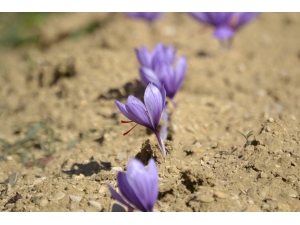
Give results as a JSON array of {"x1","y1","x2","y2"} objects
[{"x1": 1, "y1": 12, "x2": 300, "y2": 212}]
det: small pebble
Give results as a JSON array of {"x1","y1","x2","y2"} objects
[
  {"x1": 89, "y1": 194, "x2": 99, "y2": 200},
  {"x1": 288, "y1": 189, "x2": 298, "y2": 198},
  {"x1": 214, "y1": 154, "x2": 220, "y2": 158},
  {"x1": 210, "y1": 142, "x2": 218, "y2": 148},
  {"x1": 247, "y1": 187, "x2": 257, "y2": 197},
  {"x1": 89, "y1": 200, "x2": 102, "y2": 210},
  {"x1": 50, "y1": 191, "x2": 65, "y2": 201},
  {"x1": 262, "y1": 203, "x2": 269, "y2": 210},
  {"x1": 203, "y1": 156, "x2": 210, "y2": 163},
  {"x1": 69, "y1": 195, "x2": 82, "y2": 203},
  {"x1": 213, "y1": 163, "x2": 222, "y2": 168},
  {"x1": 260, "y1": 172, "x2": 268, "y2": 178},
  {"x1": 116, "y1": 152, "x2": 126, "y2": 161},
  {"x1": 213, "y1": 191, "x2": 228, "y2": 199},
  {"x1": 98, "y1": 186, "x2": 106, "y2": 195},
  {"x1": 39, "y1": 198, "x2": 49, "y2": 207},
  {"x1": 33, "y1": 177, "x2": 46, "y2": 186},
  {"x1": 7, "y1": 173, "x2": 18, "y2": 186},
  {"x1": 199, "y1": 195, "x2": 214, "y2": 203},
  {"x1": 110, "y1": 167, "x2": 123, "y2": 174},
  {"x1": 268, "y1": 117, "x2": 274, "y2": 123},
  {"x1": 208, "y1": 160, "x2": 215, "y2": 165},
  {"x1": 73, "y1": 174, "x2": 85, "y2": 181},
  {"x1": 245, "y1": 145, "x2": 254, "y2": 151}
]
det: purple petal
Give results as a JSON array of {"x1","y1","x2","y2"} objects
[
  {"x1": 213, "y1": 26, "x2": 234, "y2": 40},
  {"x1": 231, "y1": 12, "x2": 260, "y2": 30},
  {"x1": 144, "y1": 83, "x2": 164, "y2": 130},
  {"x1": 135, "y1": 46, "x2": 152, "y2": 68},
  {"x1": 115, "y1": 100, "x2": 131, "y2": 120},
  {"x1": 117, "y1": 172, "x2": 147, "y2": 212},
  {"x1": 125, "y1": 12, "x2": 162, "y2": 22},
  {"x1": 139, "y1": 67, "x2": 162, "y2": 88},
  {"x1": 174, "y1": 56, "x2": 187, "y2": 92},
  {"x1": 189, "y1": 12, "x2": 233, "y2": 27},
  {"x1": 157, "y1": 65, "x2": 176, "y2": 98},
  {"x1": 160, "y1": 85, "x2": 166, "y2": 111},
  {"x1": 127, "y1": 96, "x2": 146, "y2": 110},
  {"x1": 165, "y1": 44, "x2": 176, "y2": 64},
  {"x1": 188, "y1": 12, "x2": 214, "y2": 24},
  {"x1": 126, "y1": 102, "x2": 152, "y2": 129},
  {"x1": 152, "y1": 44, "x2": 175, "y2": 66},
  {"x1": 126, "y1": 158, "x2": 158, "y2": 212},
  {"x1": 147, "y1": 158, "x2": 159, "y2": 208},
  {"x1": 106, "y1": 183, "x2": 134, "y2": 211}
]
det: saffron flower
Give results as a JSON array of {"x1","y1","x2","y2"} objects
[
  {"x1": 107, "y1": 158, "x2": 158, "y2": 212},
  {"x1": 115, "y1": 83, "x2": 166, "y2": 155},
  {"x1": 189, "y1": 12, "x2": 259, "y2": 41},
  {"x1": 125, "y1": 12, "x2": 163, "y2": 23},
  {"x1": 135, "y1": 43, "x2": 187, "y2": 141},
  {"x1": 139, "y1": 56, "x2": 187, "y2": 101},
  {"x1": 135, "y1": 43, "x2": 176, "y2": 70}
]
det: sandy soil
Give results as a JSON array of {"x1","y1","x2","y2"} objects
[{"x1": 1, "y1": 12, "x2": 300, "y2": 212}]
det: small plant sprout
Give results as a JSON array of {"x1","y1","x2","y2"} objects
[
  {"x1": 107, "y1": 158, "x2": 158, "y2": 212},
  {"x1": 115, "y1": 83, "x2": 166, "y2": 156},
  {"x1": 238, "y1": 130, "x2": 253, "y2": 146},
  {"x1": 125, "y1": 12, "x2": 163, "y2": 23},
  {"x1": 188, "y1": 12, "x2": 260, "y2": 49}
]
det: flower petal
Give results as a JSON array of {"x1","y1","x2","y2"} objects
[
  {"x1": 106, "y1": 183, "x2": 134, "y2": 211},
  {"x1": 156, "y1": 64, "x2": 176, "y2": 99},
  {"x1": 135, "y1": 46, "x2": 152, "y2": 68},
  {"x1": 165, "y1": 44, "x2": 176, "y2": 64},
  {"x1": 174, "y1": 56, "x2": 187, "y2": 93},
  {"x1": 144, "y1": 83, "x2": 164, "y2": 129},
  {"x1": 147, "y1": 159, "x2": 159, "y2": 208},
  {"x1": 115, "y1": 100, "x2": 131, "y2": 120},
  {"x1": 189, "y1": 12, "x2": 233, "y2": 27},
  {"x1": 213, "y1": 26, "x2": 234, "y2": 40},
  {"x1": 231, "y1": 12, "x2": 260, "y2": 30},
  {"x1": 126, "y1": 158, "x2": 158, "y2": 212},
  {"x1": 152, "y1": 44, "x2": 175, "y2": 66},
  {"x1": 117, "y1": 171, "x2": 147, "y2": 212},
  {"x1": 127, "y1": 96, "x2": 146, "y2": 110},
  {"x1": 126, "y1": 102, "x2": 152, "y2": 129},
  {"x1": 139, "y1": 67, "x2": 162, "y2": 88}
]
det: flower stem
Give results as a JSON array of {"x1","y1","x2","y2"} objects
[
  {"x1": 155, "y1": 131, "x2": 166, "y2": 156},
  {"x1": 160, "y1": 105, "x2": 168, "y2": 141}
]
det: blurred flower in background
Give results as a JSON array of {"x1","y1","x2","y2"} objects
[
  {"x1": 136, "y1": 43, "x2": 186, "y2": 103},
  {"x1": 189, "y1": 12, "x2": 260, "y2": 48},
  {"x1": 125, "y1": 12, "x2": 163, "y2": 23}
]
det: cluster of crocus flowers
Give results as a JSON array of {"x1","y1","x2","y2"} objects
[
  {"x1": 107, "y1": 158, "x2": 158, "y2": 212},
  {"x1": 115, "y1": 83, "x2": 166, "y2": 156},
  {"x1": 136, "y1": 43, "x2": 187, "y2": 106},
  {"x1": 125, "y1": 12, "x2": 163, "y2": 23},
  {"x1": 135, "y1": 43, "x2": 187, "y2": 140},
  {"x1": 188, "y1": 12, "x2": 259, "y2": 48}
]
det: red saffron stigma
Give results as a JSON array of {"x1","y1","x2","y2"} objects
[
  {"x1": 121, "y1": 120, "x2": 133, "y2": 123},
  {"x1": 123, "y1": 123, "x2": 138, "y2": 136}
]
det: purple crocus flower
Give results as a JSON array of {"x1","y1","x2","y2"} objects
[
  {"x1": 135, "y1": 43, "x2": 176, "y2": 70},
  {"x1": 115, "y1": 83, "x2": 166, "y2": 155},
  {"x1": 139, "y1": 56, "x2": 187, "y2": 101},
  {"x1": 189, "y1": 12, "x2": 259, "y2": 40},
  {"x1": 107, "y1": 158, "x2": 158, "y2": 212},
  {"x1": 125, "y1": 12, "x2": 163, "y2": 23}
]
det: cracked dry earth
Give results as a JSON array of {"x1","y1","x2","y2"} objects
[{"x1": 1, "y1": 12, "x2": 300, "y2": 212}]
